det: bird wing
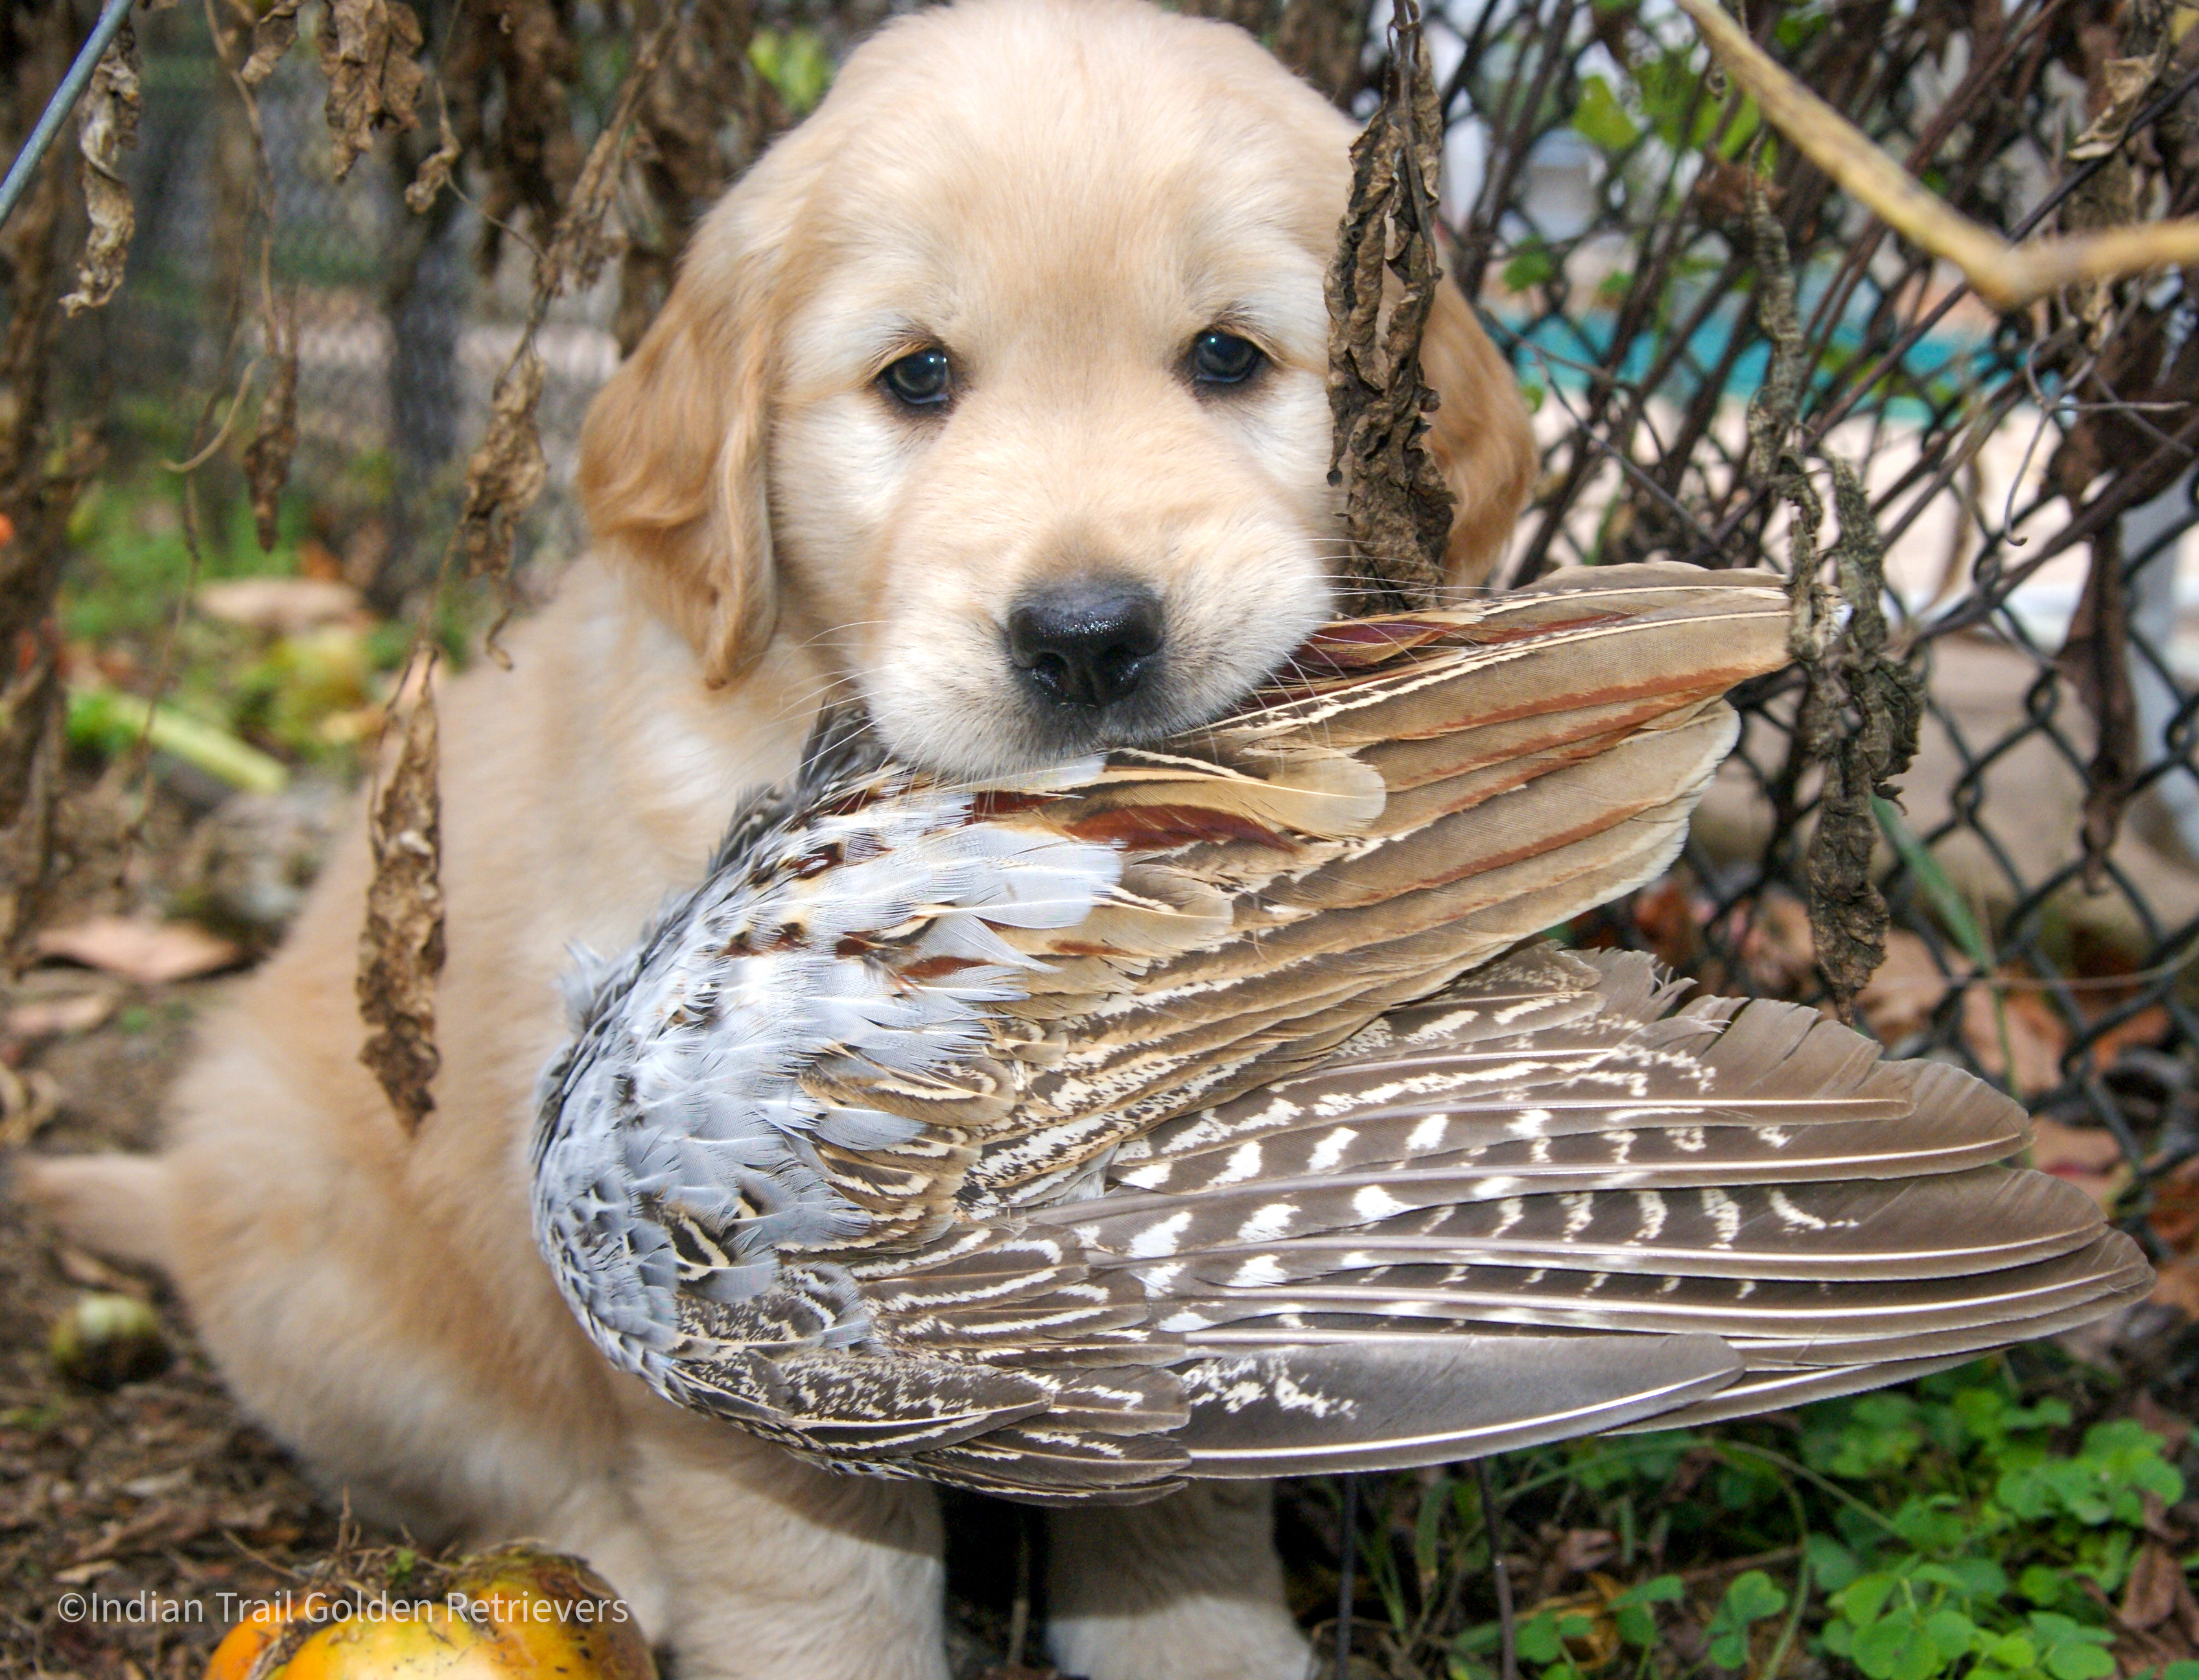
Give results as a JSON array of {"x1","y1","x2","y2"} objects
[{"x1": 532, "y1": 563, "x2": 2149, "y2": 1500}]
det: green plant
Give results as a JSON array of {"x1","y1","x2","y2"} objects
[{"x1": 1422, "y1": 1362, "x2": 2189, "y2": 1680}]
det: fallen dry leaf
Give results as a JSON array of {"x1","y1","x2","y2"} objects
[
  {"x1": 197, "y1": 576, "x2": 362, "y2": 636},
  {"x1": 1855, "y1": 929, "x2": 1958, "y2": 1042},
  {"x1": 1630, "y1": 878, "x2": 1705, "y2": 972},
  {"x1": 4, "y1": 988, "x2": 117, "y2": 1040},
  {"x1": 60, "y1": 20, "x2": 140, "y2": 316},
  {"x1": 357, "y1": 677, "x2": 444, "y2": 1132},
  {"x1": 2088, "y1": 1005, "x2": 2172, "y2": 1071},
  {"x1": 1737, "y1": 891, "x2": 1817, "y2": 996},
  {"x1": 318, "y1": 0, "x2": 429, "y2": 182},
  {"x1": 2123, "y1": 1537, "x2": 2199, "y2": 1643},
  {"x1": 2028, "y1": 1115, "x2": 2130, "y2": 1212},
  {"x1": 2150, "y1": 1160, "x2": 2199, "y2": 1251},
  {"x1": 0, "y1": 1066, "x2": 60, "y2": 1149},
  {"x1": 36, "y1": 915, "x2": 244, "y2": 985},
  {"x1": 1962, "y1": 985, "x2": 2069, "y2": 1097}
]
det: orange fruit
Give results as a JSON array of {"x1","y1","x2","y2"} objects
[{"x1": 202, "y1": 1548, "x2": 652, "y2": 1679}]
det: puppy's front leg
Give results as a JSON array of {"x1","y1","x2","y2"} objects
[
  {"x1": 1046, "y1": 1483, "x2": 1310, "y2": 1680},
  {"x1": 622, "y1": 1395, "x2": 949, "y2": 1680}
]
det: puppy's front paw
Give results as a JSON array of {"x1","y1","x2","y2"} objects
[{"x1": 1048, "y1": 1596, "x2": 1311, "y2": 1680}]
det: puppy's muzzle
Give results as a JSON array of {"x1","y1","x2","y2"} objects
[{"x1": 1007, "y1": 576, "x2": 1164, "y2": 709}]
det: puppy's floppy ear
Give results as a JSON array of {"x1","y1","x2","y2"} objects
[
  {"x1": 1420, "y1": 279, "x2": 1538, "y2": 590},
  {"x1": 577, "y1": 188, "x2": 790, "y2": 686}
]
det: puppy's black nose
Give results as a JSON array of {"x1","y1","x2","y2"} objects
[{"x1": 1007, "y1": 579, "x2": 1164, "y2": 708}]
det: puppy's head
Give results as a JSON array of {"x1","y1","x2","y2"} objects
[{"x1": 579, "y1": 0, "x2": 1535, "y2": 778}]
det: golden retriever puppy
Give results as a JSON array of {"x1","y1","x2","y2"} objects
[{"x1": 25, "y1": 1, "x2": 1533, "y2": 1675}]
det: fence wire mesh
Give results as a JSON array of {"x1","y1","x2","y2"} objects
[{"x1": 1406, "y1": 0, "x2": 2199, "y2": 1291}]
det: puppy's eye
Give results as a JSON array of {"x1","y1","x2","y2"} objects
[
  {"x1": 880, "y1": 347, "x2": 954, "y2": 408},
  {"x1": 1189, "y1": 330, "x2": 1264, "y2": 387}
]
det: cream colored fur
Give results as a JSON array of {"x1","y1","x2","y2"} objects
[{"x1": 20, "y1": 3, "x2": 1534, "y2": 1674}]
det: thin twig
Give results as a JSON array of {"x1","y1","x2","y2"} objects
[
  {"x1": 1336, "y1": 1473, "x2": 1359, "y2": 1678},
  {"x1": 1677, "y1": 0, "x2": 2199, "y2": 311},
  {"x1": 1477, "y1": 1458, "x2": 1518, "y2": 1680}
]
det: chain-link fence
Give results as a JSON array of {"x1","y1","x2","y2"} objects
[{"x1": 1379, "y1": 0, "x2": 2199, "y2": 1299}]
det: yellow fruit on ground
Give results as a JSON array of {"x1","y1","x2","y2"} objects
[{"x1": 202, "y1": 1547, "x2": 652, "y2": 1679}]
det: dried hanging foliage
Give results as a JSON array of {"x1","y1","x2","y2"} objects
[
  {"x1": 320, "y1": 0, "x2": 429, "y2": 181},
  {"x1": 454, "y1": 344, "x2": 545, "y2": 585},
  {"x1": 0, "y1": 3, "x2": 99, "y2": 959},
  {"x1": 454, "y1": 8, "x2": 683, "y2": 594},
  {"x1": 1324, "y1": 0, "x2": 1455, "y2": 612},
  {"x1": 243, "y1": 298, "x2": 300, "y2": 552},
  {"x1": 403, "y1": 94, "x2": 461, "y2": 213},
  {"x1": 1744, "y1": 181, "x2": 1920, "y2": 1022},
  {"x1": 368, "y1": 1, "x2": 736, "y2": 1131},
  {"x1": 617, "y1": 0, "x2": 779, "y2": 351},
  {"x1": 438, "y1": 0, "x2": 586, "y2": 272},
  {"x1": 242, "y1": 0, "x2": 303, "y2": 88},
  {"x1": 59, "y1": 18, "x2": 139, "y2": 316},
  {"x1": 204, "y1": 0, "x2": 301, "y2": 560},
  {"x1": 2060, "y1": 526, "x2": 2143, "y2": 888},
  {"x1": 357, "y1": 671, "x2": 445, "y2": 1134}
]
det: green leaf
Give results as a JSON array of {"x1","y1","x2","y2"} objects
[
  {"x1": 1706, "y1": 1570, "x2": 1790, "y2": 1668},
  {"x1": 1516, "y1": 1611, "x2": 1566, "y2": 1664},
  {"x1": 1852, "y1": 1615, "x2": 1938, "y2": 1680},
  {"x1": 1806, "y1": 1534, "x2": 1861, "y2": 1594},
  {"x1": 1925, "y1": 1609, "x2": 1979, "y2": 1661},
  {"x1": 2019, "y1": 1566, "x2": 2070, "y2": 1607},
  {"x1": 1572, "y1": 75, "x2": 1639, "y2": 152},
  {"x1": 1874, "y1": 795, "x2": 1989, "y2": 968},
  {"x1": 2043, "y1": 1643, "x2": 2117, "y2": 1680},
  {"x1": 1839, "y1": 1574, "x2": 1899, "y2": 1628},
  {"x1": 1502, "y1": 244, "x2": 1557, "y2": 292}
]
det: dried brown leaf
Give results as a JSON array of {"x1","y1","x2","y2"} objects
[
  {"x1": 318, "y1": 0, "x2": 428, "y2": 183},
  {"x1": 456, "y1": 345, "x2": 547, "y2": 587},
  {"x1": 60, "y1": 20, "x2": 140, "y2": 317},
  {"x1": 1958, "y1": 985, "x2": 2068, "y2": 1097},
  {"x1": 243, "y1": 302, "x2": 300, "y2": 554},
  {"x1": 1324, "y1": 0, "x2": 1454, "y2": 611},
  {"x1": 242, "y1": 0, "x2": 304, "y2": 88},
  {"x1": 4, "y1": 987, "x2": 118, "y2": 1040},
  {"x1": 2058, "y1": 526, "x2": 2143, "y2": 887},
  {"x1": 536, "y1": 10, "x2": 683, "y2": 299},
  {"x1": 2120, "y1": 1540, "x2": 2199, "y2": 1635},
  {"x1": 35, "y1": 915, "x2": 244, "y2": 985},
  {"x1": 1855, "y1": 929, "x2": 1958, "y2": 1041},
  {"x1": 403, "y1": 98, "x2": 461, "y2": 214},
  {"x1": 357, "y1": 676, "x2": 444, "y2": 1134},
  {"x1": 2028, "y1": 1116, "x2": 2130, "y2": 1211}
]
